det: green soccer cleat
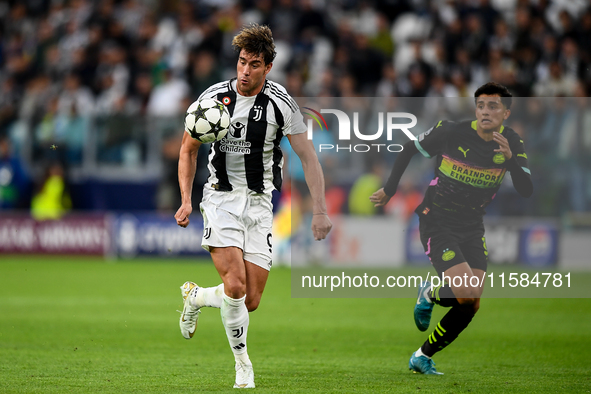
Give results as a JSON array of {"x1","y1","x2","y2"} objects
[
  {"x1": 179, "y1": 281, "x2": 201, "y2": 339},
  {"x1": 414, "y1": 281, "x2": 434, "y2": 332},
  {"x1": 409, "y1": 351, "x2": 443, "y2": 375}
]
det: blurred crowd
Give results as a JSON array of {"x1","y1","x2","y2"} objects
[{"x1": 0, "y1": 0, "x2": 590, "y2": 219}]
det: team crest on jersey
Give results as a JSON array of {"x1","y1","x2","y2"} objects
[
  {"x1": 230, "y1": 121, "x2": 245, "y2": 138},
  {"x1": 252, "y1": 105, "x2": 264, "y2": 121},
  {"x1": 493, "y1": 153, "x2": 505, "y2": 164},
  {"x1": 222, "y1": 96, "x2": 231, "y2": 105}
]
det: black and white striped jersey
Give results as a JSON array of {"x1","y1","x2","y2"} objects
[{"x1": 198, "y1": 78, "x2": 306, "y2": 195}]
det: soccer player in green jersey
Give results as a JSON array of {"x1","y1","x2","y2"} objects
[{"x1": 370, "y1": 82, "x2": 533, "y2": 374}]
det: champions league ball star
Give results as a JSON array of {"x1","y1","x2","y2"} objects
[{"x1": 184, "y1": 98, "x2": 231, "y2": 143}]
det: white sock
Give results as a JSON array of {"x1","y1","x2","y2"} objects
[
  {"x1": 221, "y1": 294, "x2": 250, "y2": 358},
  {"x1": 415, "y1": 347, "x2": 430, "y2": 359},
  {"x1": 235, "y1": 352, "x2": 251, "y2": 365},
  {"x1": 191, "y1": 283, "x2": 224, "y2": 308}
]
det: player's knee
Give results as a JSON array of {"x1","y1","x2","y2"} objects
[
  {"x1": 224, "y1": 278, "x2": 246, "y2": 299},
  {"x1": 457, "y1": 286, "x2": 480, "y2": 301},
  {"x1": 245, "y1": 297, "x2": 260, "y2": 312},
  {"x1": 457, "y1": 297, "x2": 476, "y2": 306},
  {"x1": 457, "y1": 296, "x2": 480, "y2": 314}
]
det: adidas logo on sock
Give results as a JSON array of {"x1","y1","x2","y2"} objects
[{"x1": 233, "y1": 343, "x2": 245, "y2": 350}]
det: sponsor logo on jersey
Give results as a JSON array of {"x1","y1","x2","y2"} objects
[
  {"x1": 439, "y1": 155, "x2": 506, "y2": 188},
  {"x1": 458, "y1": 146, "x2": 470, "y2": 157},
  {"x1": 229, "y1": 121, "x2": 245, "y2": 138},
  {"x1": 442, "y1": 248, "x2": 455, "y2": 261},
  {"x1": 493, "y1": 153, "x2": 506, "y2": 164},
  {"x1": 220, "y1": 139, "x2": 251, "y2": 154}
]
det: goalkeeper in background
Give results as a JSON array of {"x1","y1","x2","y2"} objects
[{"x1": 370, "y1": 82, "x2": 533, "y2": 374}]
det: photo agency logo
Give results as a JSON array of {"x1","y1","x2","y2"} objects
[{"x1": 302, "y1": 107, "x2": 418, "y2": 153}]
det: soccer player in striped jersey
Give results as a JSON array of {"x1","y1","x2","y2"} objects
[
  {"x1": 175, "y1": 24, "x2": 332, "y2": 388},
  {"x1": 371, "y1": 82, "x2": 533, "y2": 375}
]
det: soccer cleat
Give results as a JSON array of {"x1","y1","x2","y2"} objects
[
  {"x1": 409, "y1": 351, "x2": 443, "y2": 375},
  {"x1": 414, "y1": 281, "x2": 434, "y2": 332},
  {"x1": 233, "y1": 361, "x2": 255, "y2": 388},
  {"x1": 179, "y1": 281, "x2": 201, "y2": 339}
]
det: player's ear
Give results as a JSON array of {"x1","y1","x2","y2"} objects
[
  {"x1": 504, "y1": 108, "x2": 511, "y2": 120},
  {"x1": 264, "y1": 62, "x2": 273, "y2": 76}
]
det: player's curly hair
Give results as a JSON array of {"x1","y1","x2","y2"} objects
[
  {"x1": 474, "y1": 82, "x2": 513, "y2": 109},
  {"x1": 232, "y1": 24, "x2": 276, "y2": 65}
]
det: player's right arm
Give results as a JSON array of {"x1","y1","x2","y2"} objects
[
  {"x1": 370, "y1": 121, "x2": 451, "y2": 207},
  {"x1": 370, "y1": 140, "x2": 419, "y2": 207},
  {"x1": 175, "y1": 131, "x2": 202, "y2": 228}
]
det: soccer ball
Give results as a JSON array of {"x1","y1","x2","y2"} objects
[{"x1": 184, "y1": 98, "x2": 230, "y2": 143}]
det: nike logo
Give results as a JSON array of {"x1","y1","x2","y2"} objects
[
  {"x1": 458, "y1": 146, "x2": 470, "y2": 157},
  {"x1": 181, "y1": 313, "x2": 196, "y2": 337}
]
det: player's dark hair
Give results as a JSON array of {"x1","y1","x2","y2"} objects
[
  {"x1": 232, "y1": 24, "x2": 276, "y2": 65},
  {"x1": 474, "y1": 82, "x2": 512, "y2": 109}
]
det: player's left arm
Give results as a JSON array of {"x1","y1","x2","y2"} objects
[
  {"x1": 288, "y1": 132, "x2": 333, "y2": 241},
  {"x1": 493, "y1": 131, "x2": 533, "y2": 198}
]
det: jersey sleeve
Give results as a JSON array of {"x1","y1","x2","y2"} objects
[
  {"x1": 508, "y1": 133, "x2": 530, "y2": 175},
  {"x1": 283, "y1": 103, "x2": 307, "y2": 136},
  {"x1": 505, "y1": 130, "x2": 533, "y2": 197},
  {"x1": 413, "y1": 120, "x2": 454, "y2": 158}
]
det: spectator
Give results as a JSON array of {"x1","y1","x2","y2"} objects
[
  {"x1": 57, "y1": 73, "x2": 95, "y2": 116},
  {"x1": 348, "y1": 159, "x2": 384, "y2": 216},
  {"x1": 533, "y1": 61, "x2": 577, "y2": 96},
  {"x1": 0, "y1": 135, "x2": 31, "y2": 210},
  {"x1": 462, "y1": 14, "x2": 488, "y2": 64},
  {"x1": 489, "y1": 18, "x2": 514, "y2": 58},
  {"x1": 31, "y1": 161, "x2": 72, "y2": 220},
  {"x1": 370, "y1": 13, "x2": 395, "y2": 58},
  {"x1": 347, "y1": 34, "x2": 385, "y2": 95},
  {"x1": 146, "y1": 67, "x2": 190, "y2": 116},
  {"x1": 189, "y1": 51, "x2": 222, "y2": 97},
  {"x1": 0, "y1": 78, "x2": 21, "y2": 136},
  {"x1": 376, "y1": 63, "x2": 400, "y2": 97},
  {"x1": 0, "y1": 0, "x2": 590, "y2": 220}
]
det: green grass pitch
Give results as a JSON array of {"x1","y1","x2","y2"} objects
[{"x1": 1, "y1": 256, "x2": 591, "y2": 393}]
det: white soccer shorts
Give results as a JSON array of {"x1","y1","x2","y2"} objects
[{"x1": 199, "y1": 190, "x2": 273, "y2": 271}]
